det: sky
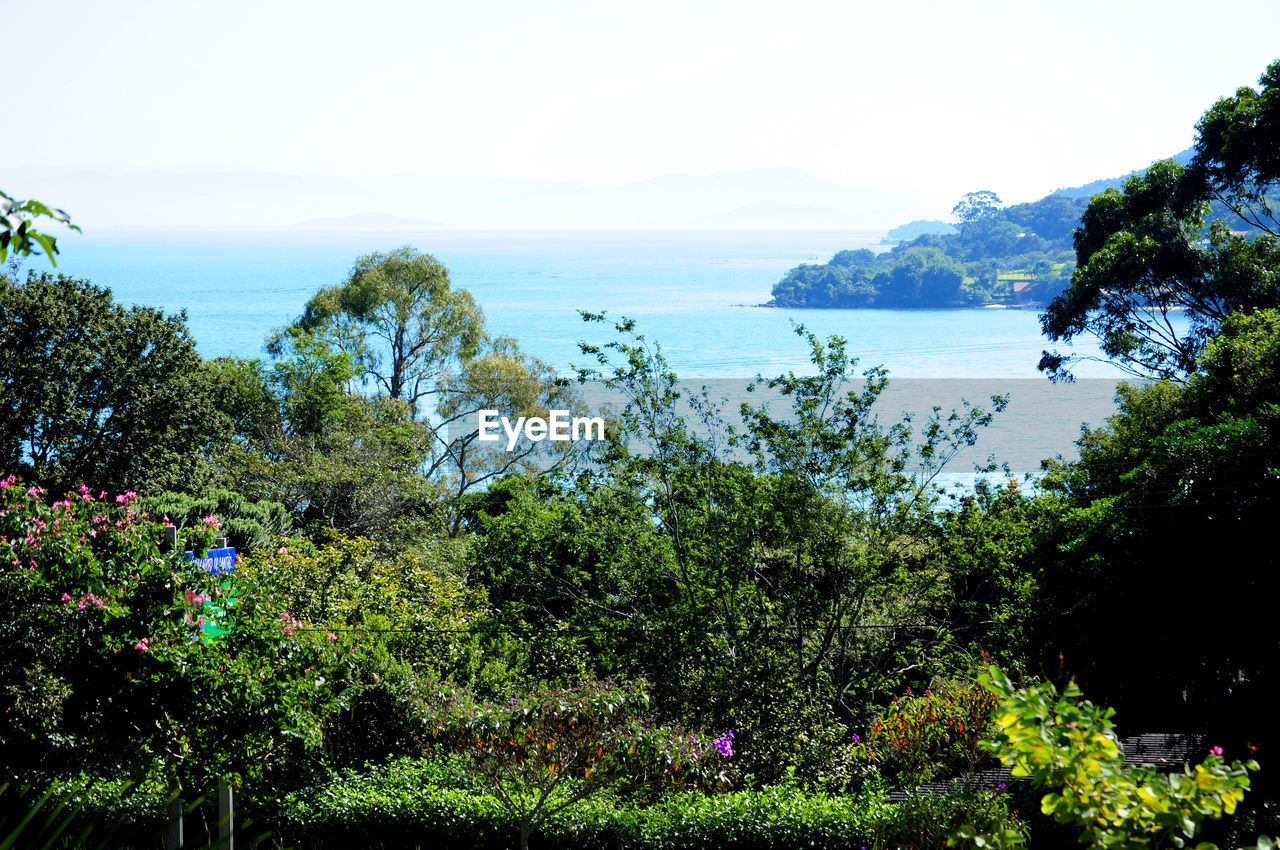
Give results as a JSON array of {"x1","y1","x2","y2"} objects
[{"x1": 9, "y1": 0, "x2": 1280, "y2": 211}]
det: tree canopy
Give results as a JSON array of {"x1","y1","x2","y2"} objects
[
  {"x1": 274, "y1": 246, "x2": 583, "y2": 512},
  {"x1": 0, "y1": 273, "x2": 230, "y2": 494},
  {"x1": 1040, "y1": 59, "x2": 1280, "y2": 381}
]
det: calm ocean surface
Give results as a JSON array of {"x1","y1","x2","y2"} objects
[{"x1": 45, "y1": 229, "x2": 1168, "y2": 476}]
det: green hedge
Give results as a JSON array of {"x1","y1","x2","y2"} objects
[
  {"x1": 267, "y1": 758, "x2": 1019, "y2": 850},
  {"x1": 16, "y1": 761, "x2": 1018, "y2": 849}
]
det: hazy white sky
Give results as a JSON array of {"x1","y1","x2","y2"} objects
[{"x1": 11, "y1": 0, "x2": 1280, "y2": 203}]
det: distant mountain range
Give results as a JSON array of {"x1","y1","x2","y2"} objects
[
  {"x1": 694, "y1": 200, "x2": 862, "y2": 228},
  {"x1": 281, "y1": 212, "x2": 447, "y2": 231},
  {"x1": 0, "y1": 164, "x2": 943, "y2": 232},
  {"x1": 1051, "y1": 148, "x2": 1195, "y2": 199},
  {"x1": 1, "y1": 149, "x2": 1199, "y2": 233}
]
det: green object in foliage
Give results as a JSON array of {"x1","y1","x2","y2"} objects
[{"x1": 201, "y1": 580, "x2": 236, "y2": 643}]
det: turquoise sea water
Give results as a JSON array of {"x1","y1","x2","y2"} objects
[
  {"x1": 46, "y1": 229, "x2": 1126, "y2": 378},
  {"x1": 42, "y1": 229, "x2": 1170, "y2": 475}
]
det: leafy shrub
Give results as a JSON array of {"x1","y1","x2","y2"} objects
[
  {"x1": 878, "y1": 788, "x2": 1022, "y2": 849},
  {"x1": 433, "y1": 679, "x2": 733, "y2": 850},
  {"x1": 141, "y1": 488, "x2": 294, "y2": 553},
  {"x1": 961, "y1": 666, "x2": 1265, "y2": 849},
  {"x1": 0, "y1": 478, "x2": 222, "y2": 776},
  {"x1": 0, "y1": 476, "x2": 396, "y2": 795},
  {"x1": 852, "y1": 677, "x2": 999, "y2": 788},
  {"x1": 268, "y1": 757, "x2": 1020, "y2": 850}
]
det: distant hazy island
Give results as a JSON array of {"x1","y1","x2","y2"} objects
[{"x1": 879, "y1": 219, "x2": 957, "y2": 243}]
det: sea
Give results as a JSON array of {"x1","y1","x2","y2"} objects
[{"x1": 39, "y1": 228, "x2": 1168, "y2": 484}]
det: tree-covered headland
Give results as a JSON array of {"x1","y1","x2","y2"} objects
[
  {"x1": 768, "y1": 189, "x2": 1084, "y2": 309},
  {"x1": 0, "y1": 59, "x2": 1278, "y2": 850}
]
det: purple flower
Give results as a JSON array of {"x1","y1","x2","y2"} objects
[
  {"x1": 712, "y1": 730, "x2": 735, "y2": 758},
  {"x1": 851, "y1": 733, "x2": 861, "y2": 743}
]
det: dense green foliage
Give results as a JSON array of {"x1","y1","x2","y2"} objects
[
  {"x1": 0, "y1": 274, "x2": 231, "y2": 494},
  {"x1": 267, "y1": 756, "x2": 1019, "y2": 850},
  {"x1": 3, "y1": 59, "x2": 1280, "y2": 850},
  {"x1": 275, "y1": 246, "x2": 582, "y2": 510},
  {"x1": 140, "y1": 488, "x2": 294, "y2": 553},
  {"x1": 1033, "y1": 308, "x2": 1280, "y2": 746},
  {"x1": 433, "y1": 680, "x2": 732, "y2": 850},
  {"x1": 1041, "y1": 59, "x2": 1280, "y2": 381},
  {"x1": 967, "y1": 668, "x2": 1262, "y2": 850}
]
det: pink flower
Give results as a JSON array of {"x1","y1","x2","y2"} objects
[
  {"x1": 327, "y1": 632, "x2": 337, "y2": 641},
  {"x1": 134, "y1": 638, "x2": 150, "y2": 651},
  {"x1": 201, "y1": 514, "x2": 221, "y2": 529},
  {"x1": 1210, "y1": 745, "x2": 1224, "y2": 756},
  {"x1": 114, "y1": 490, "x2": 138, "y2": 505},
  {"x1": 60, "y1": 592, "x2": 71, "y2": 602},
  {"x1": 26, "y1": 485, "x2": 45, "y2": 498},
  {"x1": 280, "y1": 610, "x2": 301, "y2": 636}
]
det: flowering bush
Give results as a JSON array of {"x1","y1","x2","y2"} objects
[
  {"x1": 432, "y1": 679, "x2": 734, "y2": 850},
  {"x1": 0, "y1": 475, "x2": 222, "y2": 774},
  {"x1": 0, "y1": 475, "x2": 381, "y2": 793},
  {"x1": 851, "y1": 677, "x2": 999, "y2": 788}
]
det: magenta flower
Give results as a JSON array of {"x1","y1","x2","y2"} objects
[{"x1": 1210, "y1": 745, "x2": 1224, "y2": 756}]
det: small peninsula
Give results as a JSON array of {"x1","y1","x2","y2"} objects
[
  {"x1": 765, "y1": 147, "x2": 1274, "y2": 310},
  {"x1": 766, "y1": 189, "x2": 1084, "y2": 309}
]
